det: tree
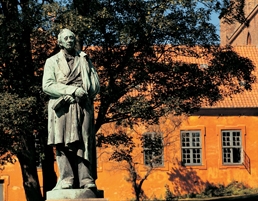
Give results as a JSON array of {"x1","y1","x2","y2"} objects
[
  {"x1": 45, "y1": 0, "x2": 255, "y2": 131},
  {"x1": 0, "y1": 1, "x2": 57, "y2": 200},
  {"x1": 0, "y1": 0, "x2": 255, "y2": 201},
  {"x1": 97, "y1": 115, "x2": 184, "y2": 201},
  {"x1": 0, "y1": 93, "x2": 42, "y2": 201}
]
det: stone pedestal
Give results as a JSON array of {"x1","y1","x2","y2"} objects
[
  {"x1": 47, "y1": 199, "x2": 108, "y2": 201},
  {"x1": 46, "y1": 189, "x2": 108, "y2": 201}
]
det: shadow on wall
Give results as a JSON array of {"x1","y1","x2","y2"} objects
[{"x1": 167, "y1": 160, "x2": 210, "y2": 196}]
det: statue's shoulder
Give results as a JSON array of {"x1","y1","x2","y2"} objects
[
  {"x1": 48, "y1": 51, "x2": 63, "y2": 61},
  {"x1": 78, "y1": 51, "x2": 92, "y2": 63},
  {"x1": 78, "y1": 50, "x2": 87, "y2": 58}
]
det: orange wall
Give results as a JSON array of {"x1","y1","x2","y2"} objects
[
  {"x1": 0, "y1": 162, "x2": 30, "y2": 201},
  {"x1": 0, "y1": 157, "x2": 50, "y2": 201},
  {"x1": 1, "y1": 115, "x2": 258, "y2": 201},
  {"x1": 96, "y1": 115, "x2": 258, "y2": 201}
]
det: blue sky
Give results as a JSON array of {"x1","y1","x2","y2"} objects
[{"x1": 211, "y1": 12, "x2": 220, "y2": 37}]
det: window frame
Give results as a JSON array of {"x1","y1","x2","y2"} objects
[
  {"x1": 0, "y1": 176, "x2": 9, "y2": 201},
  {"x1": 143, "y1": 132, "x2": 164, "y2": 167},
  {"x1": 221, "y1": 130, "x2": 242, "y2": 165},
  {"x1": 217, "y1": 125, "x2": 246, "y2": 169},
  {"x1": 181, "y1": 130, "x2": 202, "y2": 166},
  {"x1": 0, "y1": 180, "x2": 3, "y2": 201},
  {"x1": 180, "y1": 126, "x2": 206, "y2": 169}
]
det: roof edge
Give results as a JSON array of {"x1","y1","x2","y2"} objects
[{"x1": 193, "y1": 108, "x2": 258, "y2": 116}]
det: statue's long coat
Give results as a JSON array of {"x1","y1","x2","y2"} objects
[{"x1": 42, "y1": 49, "x2": 100, "y2": 179}]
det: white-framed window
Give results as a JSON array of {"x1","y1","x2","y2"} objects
[
  {"x1": 181, "y1": 130, "x2": 202, "y2": 166},
  {"x1": 222, "y1": 130, "x2": 242, "y2": 165},
  {"x1": 143, "y1": 132, "x2": 163, "y2": 167}
]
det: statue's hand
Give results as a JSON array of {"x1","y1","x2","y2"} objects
[
  {"x1": 63, "y1": 95, "x2": 76, "y2": 104},
  {"x1": 75, "y1": 88, "x2": 87, "y2": 98}
]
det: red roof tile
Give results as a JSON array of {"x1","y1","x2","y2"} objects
[
  {"x1": 124, "y1": 46, "x2": 258, "y2": 109},
  {"x1": 204, "y1": 46, "x2": 258, "y2": 108}
]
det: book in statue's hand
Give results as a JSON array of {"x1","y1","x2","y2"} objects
[{"x1": 51, "y1": 97, "x2": 66, "y2": 111}]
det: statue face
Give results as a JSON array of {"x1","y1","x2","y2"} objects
[{"x1": 60, "y1": 29, "x2": 75, "y2": 51}]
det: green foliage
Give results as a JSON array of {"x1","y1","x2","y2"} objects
[
  {"x1": 128, "y1": 181, "x2": 258, "y2": 200},
  {"x1": 97, "y1": 131, "x2": 135, "y2": 162},
  {"x1": 0, "y1": 2, "x2": 53, "y2": 165},
  {"x1": 202, "y1": 181, "x2": 258, "y2": 197},
  {"x1": 0, "y1": 0, "x2": 52, "y2": 200},
  {"x1": 180, "y1": 181, "x2": 258, "y2": 199},
  {"x1": 165, "y1": 184, "x2": 177, "y2": 201},
  {"x1": 0, "y1": 93, "x2": 37, "y2": 165}
]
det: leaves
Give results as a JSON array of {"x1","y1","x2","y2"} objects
[
  {"x1": 0, "y1": 93, "x2": 37, "y2": 149},
  {"x1": 97, "y1": 131, "x2": 135, "y2": 162}
]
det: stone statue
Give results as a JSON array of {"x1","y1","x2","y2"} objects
[{"x1": 42, "y1": 28, "x2": 100, "y2": 191}]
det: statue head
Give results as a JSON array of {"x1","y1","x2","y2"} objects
[{"x1": 57, "y1": 28, "x2": 76, "y2": 51}]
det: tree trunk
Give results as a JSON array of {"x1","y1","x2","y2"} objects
[
  {"x1": 42, "y1": 145, "x2": 57, "y2": 199},
  {"x1": 135, "y1": 190, "x2": 140, "y2": 201},
  {"x1": 17, "y1": 136, "x2": 43, "y2": 201}
]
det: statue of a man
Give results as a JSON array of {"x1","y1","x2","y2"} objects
[{"x1": 42, "y1": 28, "x2": 100, "y2": 190}]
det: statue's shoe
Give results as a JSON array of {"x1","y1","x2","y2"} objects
[
  {"x1": 83, "y1": 183, "x2": 97, "y2": 189},
  {"x1": 52, "y1": 182, "x2": 73, "y2": 190},
  {"x1": 60, "y1": 183, "x2": 73, "y2": 189}
]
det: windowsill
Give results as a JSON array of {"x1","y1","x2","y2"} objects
[
  {"x1": 219, "y1": 164, "x2": 245, "y2": 169},
  {"x1": 183, "y1": 165, "x2": 207, "y2": 170},
  {"x1": 182, "y1": 159, "x2": 207, "y2": 170},
  {"x1": 140, "y1": 161, "x2": 169, "y2": 171}
]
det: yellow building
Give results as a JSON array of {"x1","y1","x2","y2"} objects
[{"x1": 2, "y1": 2, "x2": 258, "y2": 201}]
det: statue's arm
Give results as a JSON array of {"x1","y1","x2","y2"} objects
[{"x1": 42, "y1": 58, "x2": 78, "y2": 98}]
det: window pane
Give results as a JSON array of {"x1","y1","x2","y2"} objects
[
  {"x1": 143, "y1": 132, "x2": 163, "y2": 167},
  {"x1": 193, "y1": 132, "x2": 200, "y2": 137},
  {"x1": 193, "y1": 148, "x2": 201, "y2": 164},
  {"x1": 223, "y1": 148, "x2": 231, "y2": 163},
  {"x1": 144, "y1": 150, "x2": 152, "y2": 166},
  {"x1": 222, "y1": 130, "x2": 242, "y2": 164},
  {"x1": 232, "y1": 148, "x2": 241, "y2": 163},
  {"x1": 181, "y1": 131, "x2": 202, "y2": 165}
]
